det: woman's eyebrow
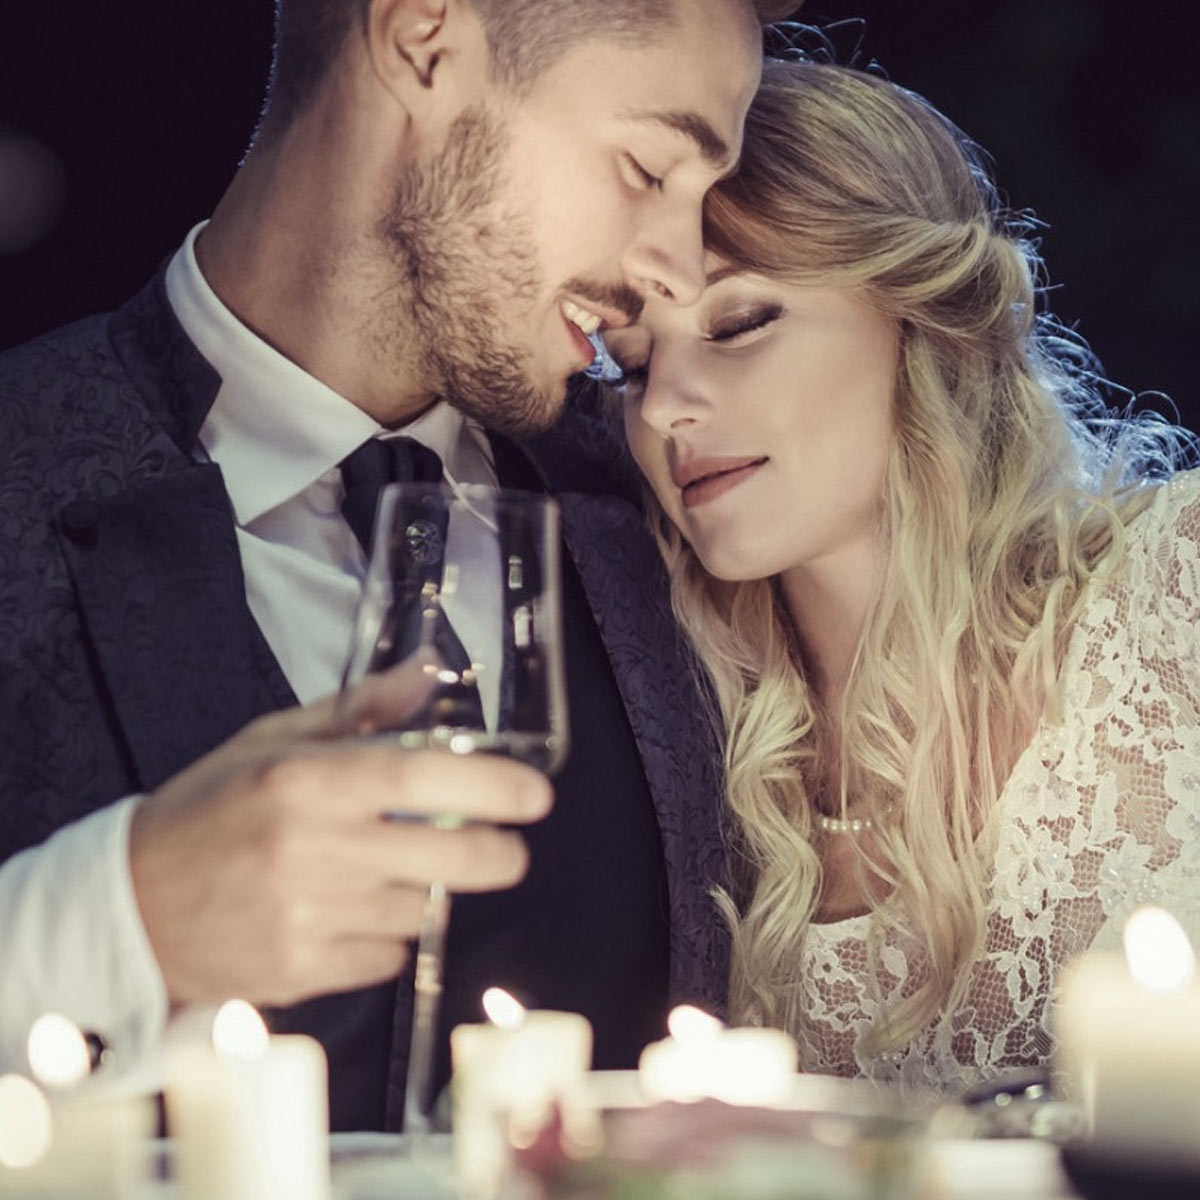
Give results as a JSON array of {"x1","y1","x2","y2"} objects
[{"x1": 705, "y1": 263, "x2": 742, "y2": 287}]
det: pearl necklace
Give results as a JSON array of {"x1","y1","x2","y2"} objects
[{"x1": 815, "y1": 812, "x2": 877, "y2": 835}]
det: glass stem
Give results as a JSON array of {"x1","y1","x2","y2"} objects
[{"x1": 403, "y1": 881, "x2": 452, "y2": 1135}]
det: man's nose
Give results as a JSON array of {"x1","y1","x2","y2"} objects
[{"x1": 620, "y1": 195, "x2": 707, "y2": 308}]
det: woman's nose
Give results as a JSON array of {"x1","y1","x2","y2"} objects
[{"x1": 635, "y1": 346, "x2": 709, "y2": 435}]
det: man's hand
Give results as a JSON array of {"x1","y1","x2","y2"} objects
[{"x1": 128, "y1": 653, "x2": 552, "y2": 1008}]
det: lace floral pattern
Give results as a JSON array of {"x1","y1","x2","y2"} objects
[{"x1": 797, "y1": 471, "x2": 1200, "y2": 1093}]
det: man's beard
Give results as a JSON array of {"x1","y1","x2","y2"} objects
[{"x1": 378, "y1": 105, "x2": 560, "y2": 438}]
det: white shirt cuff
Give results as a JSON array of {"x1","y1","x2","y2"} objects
[{"x1": 0, "y1": 796, "x2": 169, "y2": 1079}]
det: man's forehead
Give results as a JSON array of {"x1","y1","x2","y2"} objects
[{"x1": 605, "y1": 2, "x2": 762, "y2": 149}]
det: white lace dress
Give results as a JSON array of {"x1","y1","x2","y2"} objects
[{"x1": 798, "y1": 471, "x2": 1200, "y2": 1094}]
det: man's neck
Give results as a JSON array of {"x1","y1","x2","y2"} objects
[{"x1": 195, "y1": 140, "x2": 435, "y2": 427}]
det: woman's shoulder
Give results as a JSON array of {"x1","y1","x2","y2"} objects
[
  {"x1": 1105, "y1": 468, "x2": 1200, "y2": 600},
  {"x1": 1128, "y1": 466, "x2": 1200, "y2": 539}
]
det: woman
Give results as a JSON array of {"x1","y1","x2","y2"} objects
[{"x1": 603, "y1": 56, "x2": 1200, "y2": 1092}]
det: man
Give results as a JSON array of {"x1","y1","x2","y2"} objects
[{"x1": 0, "y1": 0, "x2": 790, "y2": 1129}]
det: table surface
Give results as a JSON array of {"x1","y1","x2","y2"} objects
[
  {"x1": 929, "y1": 1140, "x2": 1080, "y2": 1200},
  {"x1": 131, "y1": 1132, "x2": 1086, "y2": 1198},
  {"x1": 335, "y1": 1134, "x2": 1086, "y2": 1200}
]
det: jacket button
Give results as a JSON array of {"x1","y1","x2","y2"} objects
[{"x1": 59, "y1": 498, "x2": 100, "y2": 544}]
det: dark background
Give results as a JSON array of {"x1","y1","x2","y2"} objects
[{"x1": 1, "y1": 1, "x2": 1196, "y2": 427}]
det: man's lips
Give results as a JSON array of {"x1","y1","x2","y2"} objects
[
  {"x1": 559, "y1": 284, "x2": 643, "y2": 373},
  {"x1": 673, "y1": 456, "x2": 768, "y2": 508},
  {"x1": 561, "y1": 297, "x2": 627, "y2": 370},
  {"x1": 563, "y1": 310, "x2": 599, "y2": 368}
]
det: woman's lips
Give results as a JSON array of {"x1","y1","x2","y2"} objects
[{"x1": 674, "y1": 457, "x2": 767, "y2": 509}]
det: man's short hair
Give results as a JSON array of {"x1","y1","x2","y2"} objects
[
  {"x1": 464, "y1": 2, "x2": 797, "y2": 96},
  {"x1": 264, "y1": 0, "x2": 802, "y2": 135}
]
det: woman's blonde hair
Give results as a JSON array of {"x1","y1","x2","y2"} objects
[{"x1": 653, "y1": 58, "x2": 1188, "y2": 1052}]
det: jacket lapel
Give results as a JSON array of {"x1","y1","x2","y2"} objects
[
  {"x1": 55, "y1": 271, "x2": 296, "y2": 793},
  {"x1": 57, "y1": 464, "x2": 296, "y2": 794},
  {"x1": 555, "y1": 491, "x2": 730, "y2": 1011},
  {"x1": 499, "y1": 422, "x2": 730, "y2": 1010}
]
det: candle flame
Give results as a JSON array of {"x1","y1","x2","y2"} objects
[
  {"x1": 482, "y1": 987, "x2": 525, "y2": 1030},
  {"x1": 1123, "y1": 905, "x2": 1196, "y2": 992},
  {"x1": 27, "y1": 1013, "x2": 90, "y2": 1088},
  {"x1": 212, "y1": 999, "x2": 270, "y2": 1060},
  {"x1": 666, "y1": 1004, "x2": 723, "y2": 1044},
  {"x1": 0, "y1": 1074, "x2": 53, "y2": 1168}
]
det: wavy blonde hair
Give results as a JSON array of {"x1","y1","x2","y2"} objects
[{"x1": 651, "y1": 58, "x2": 1188, "y2": 1053}]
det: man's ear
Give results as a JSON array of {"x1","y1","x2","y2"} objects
[{"x1": 367, "y1": 0, "x2": 487, "y2": 107}]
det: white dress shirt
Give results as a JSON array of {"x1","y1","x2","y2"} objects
[
  {"x1": 168, "y1": 222, "x2": 499, "y2": 706},
  {"x1": 0, "y1": 221, "x2": 497, "y2": 1079}
]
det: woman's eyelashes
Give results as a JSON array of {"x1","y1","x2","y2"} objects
[
  {"x1": 604, "y1": 298, "x2": 782, "y2": 388},
  {"x1": 706, "y1": 302, "x2": 784, "y2": 342},
  {"x1": 624, "y1": 154, "x2": 664, "y2": 191}
]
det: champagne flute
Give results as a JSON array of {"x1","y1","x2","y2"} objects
[{"x1": 339, "y1": 482, "x2": 568, "y2": 1134}]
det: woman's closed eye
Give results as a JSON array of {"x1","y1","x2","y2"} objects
[
  {"x1": 624, "y1": 154, "x2": 664, "y2": 191},
  {"x1": 707, "y1": 303, "x2": 784, "y2": 343}
]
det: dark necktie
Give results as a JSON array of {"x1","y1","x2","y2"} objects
[
  {"x1": 339, "y1": 436, "x2": 444, "y2": 559},
  {"x1": 338, "y1": 436, "x2": 484, "y2": 729}
]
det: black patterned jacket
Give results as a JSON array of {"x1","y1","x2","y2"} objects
[{"x1": 0, "y1": 270, "x2": 730, "y2": 1108}]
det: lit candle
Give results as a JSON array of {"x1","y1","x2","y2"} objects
[
  {"x1": 638, "y1": 1005, "x2": 797, "y2": 1106},
  {"x1": 1055, "y1": 906, "x2": 1200, "y2": 1167},
  {"x1": 0, "y1": 1074, "x2": 53, "y2": 1191},
  {"x1": 26, "y1": 1014, "x2": 91, "y2": 1090},
  {"x1": 0, "y1": 1014, "x2": 153, "y2": 1198},
  {"x1": 167, "y1": 1000, "x2": 330, "y2": 1200},
  {"x1": 638, "y1": 1005, "x2": 724, "y2": 1103},
  {"x1": 450, "y1": 989, "x2": 593, "y2": 1199}
]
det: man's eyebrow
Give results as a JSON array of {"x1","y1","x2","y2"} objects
[{"x1": 618, "y1": 109, "x2": 732, "y2": 169}]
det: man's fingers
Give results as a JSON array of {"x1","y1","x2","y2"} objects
[
  {"x1": 134, "y1": 659, "x2": 551, "y2": 1010},
  {"x1": 262, "y1": 937, "x2": 414, "y2": 1005},
  {"x1": 330, "y1": 650, "x2": 442, "y2": 738},
  {"x1": 242, "y1": 650, "x2": 442, "y2": 749},
  {"x1": 320, "y1": 938, "x2": 418, "y2": 996},
  {"x1": 255, "y1": 741, "x2": 552, "y2": 827},
  {"x1": 326, "y1": 824, "x2": 532, "y2": 893}
]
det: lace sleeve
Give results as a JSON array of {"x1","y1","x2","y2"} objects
[
  {"x1": 1100, "y1": 474, "x2": 1200, "y2": 941},
  {"x1": 798, "y1": 472, "x2": 1200, "y2": 1095}
]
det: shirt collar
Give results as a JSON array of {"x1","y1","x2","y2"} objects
[{"x1": 164, "y1": 222, "x2": 493, "y2": 525}]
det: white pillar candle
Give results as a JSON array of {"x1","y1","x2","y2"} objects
[
  {"x1": 0, "y1": 1073, "x2": 53, "y2": 1194},
  {"x1": 638, "y1": 1005, "x2": 798, "y2": 1106},
  {"x1": 0, "y1": 1093, "x2": 155, "y2": 1199},
  {"x1": 638, "y1": 1005, "x2": 724, "y2": 1103},
  {"x1": 0, "y1": 1014, "x2": 154, "y2": 1199},
  {"x1": 450, "y1": 989, "x2": 593, "y2": 1200},
  {"x1": 166, "y1": 1000, "x2": 330, "y2": 1200},
  {"x1": 1055, "y1": 906, "x2": 1200, "y2": 1168}
]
